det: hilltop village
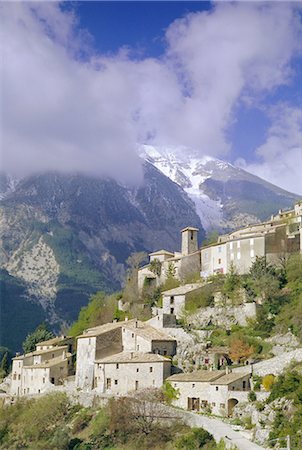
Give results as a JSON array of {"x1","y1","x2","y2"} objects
[{"x1": 3, "y1": 200, "x2": 302, "y2": 446}]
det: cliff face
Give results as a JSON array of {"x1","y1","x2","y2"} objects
[{"x1": 0, "y1": 163, "x2": 204, "y2": 351}]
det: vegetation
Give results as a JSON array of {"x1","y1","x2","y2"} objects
[
  {"x1": 0, "y1": 392, "x2": 225, "y2": 449},
  {"x1": 267, "y1": 364, "x2": 302, "y2": 449},
  {"x1": 69, "y1": 292, "x2": 116, "y2": 337},
  {"x1": 22, "y1": 323, "x2": 54, "y2": 353}
]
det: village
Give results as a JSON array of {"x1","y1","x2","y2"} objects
[{"x1": 5, "y1": 201, "x2": 302, "y2": 426}]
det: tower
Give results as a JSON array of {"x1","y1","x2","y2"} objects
[{"x1": 181, "y1": 227, "x2": 199, "y2": 256}]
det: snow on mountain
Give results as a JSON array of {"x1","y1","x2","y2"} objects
[
  {"x1": 139, "y1": 145, "x2": 225, "y2": 230},
  {"x1": 139, "y1": 144, "x2": 298, "y2": 232}
]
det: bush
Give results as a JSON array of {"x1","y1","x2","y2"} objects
[
  {"x1": 262, "y1": 374, "x2": 275, "y2": 392},
  {"x1": 248, "y1": 391, "x2": 257, "y2": 402},
  {"x1": 175, "y1": 427, "x2": 214, "y2": 449}
]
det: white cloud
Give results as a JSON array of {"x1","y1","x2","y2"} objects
[
  {"x1": 236, "y1": 105, "x2": 302, "y2": 195},
  {"x1": 1, "y1": 1, "x2": 302, "y2": 184}
]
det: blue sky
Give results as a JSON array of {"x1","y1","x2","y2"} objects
[{"x1": 2, "y1": 1, "x2": 302, "y2": 193}]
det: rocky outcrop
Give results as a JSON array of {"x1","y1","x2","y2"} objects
[{"x1": 186, "y1": 303, "x2": 257, "y2": 328}]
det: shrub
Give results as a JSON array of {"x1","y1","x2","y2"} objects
[
  {"x1": 175, "y1": 427, "x2": 214, "y2": 449},
  {"x1": 248, "y1": 391, "x2": 257, "y2": 402},
  {"x1": 262, "y1": 374, "x2": 275, "y2": 392}
]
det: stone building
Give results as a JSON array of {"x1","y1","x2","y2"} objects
[
  {"x1": 167, "y1": 369, "x2": 251, "y2": 417},
  {"x1": 10, "y1": 337, "x2": 73, "y2": 397},
  {"x1": 94, "y1": 352, "x2": 171, "y2": 395},
  {"x1": 75, "y1": 319, "x2": 176, "y2": 391},
  {"x1": 138, "y1": 227, "x2": 201, "y2": 291},
  {"x1": 161, "y1": 283, "x2": 206, "y2": 318},
  {"x1": 138, "y1": 201, "x2": 302, "y2": 287}
]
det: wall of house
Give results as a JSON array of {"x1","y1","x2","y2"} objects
[
  {"x1": 178, "y1": 252, "x2": 201, "y2": 280},
  {"x1": 151, "y1": 340, "x2": 176, "y2": 356},
  {"x1": 122, "y1": 327, "x2": 152, "y2": 353},
  {"x1": 21, "y1": 367, "x2": 52, "y2": 396},
  {"x1": 227, "y1": 236, "x2": 265, "y2": 275},
  {"x1": 138, "y1": 266, "x2": 159, "y2": 292},
  {"x1": 162, "y1": 294, "x2": 185, "y2": 317},
  {"x1": 94, "y1": 360, "x2": 171, "y2": 395},
  {"x1": 10, "y1": 359, "x2": 23, "y2": 396},
  {"x1": 75, "y1": 336, "x2": 97, "y2": 390}
]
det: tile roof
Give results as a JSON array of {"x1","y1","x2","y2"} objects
[
  {"x1": 96, "y1": 351, "x2": 170, "y2": 364},
  {"x1": 167, "y1": 370, "x2": 225, "y2": 383},
  {"x1": 162, "y1": 283, "x2": 207, "y2": 296},
  {"x1": 149, "y1": 249, "x2": 174, "y2": 256},
  {"x1": 23, "y1": 353, "x2": 72, "y2": 369},
  {"x1": 210, "y1": 372, "x2": 250, "y2": 385}
]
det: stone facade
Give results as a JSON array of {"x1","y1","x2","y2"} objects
[
  {"x1": 162, "y1": 283, "x2": 205, "y2": 318},
  {"x1": 10, "y1": 339, "x2": 73, "y2": 397},
  {"x1": 168, "y1": 370, "x2": 251, "y2": 417},
  {"x1": 138, "y1": 201, "x2": 302, "y2": 289},
  {"x1": 94, "y1": 352, "x2": 171, "y2": 395},
  {"x1": 75, "y1": 319, "x2": 176, "y2": 392}
]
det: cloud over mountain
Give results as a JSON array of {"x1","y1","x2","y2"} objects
[{"x1": 1, "y1": 2, "x2": 302, "y2": 187}]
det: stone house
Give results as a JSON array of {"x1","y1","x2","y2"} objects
[
  {"x1": 167, "y1": 369, "x2": 251, "y2": 417},
  {"x1": 10, "y1": 338, "x2": 73, "y2": 397},
  {"x1": 161, "y1": 283, "x2": 206, "y2": 318},
  {"x1": 94, "y1": 351, "x2": 171, "y2": 395},
  {"x1": 75, "y1": 319, "x2": 176, "y2": 391},
  {"x1": 138, "y1": 201, "x2": 302, "y2": 288},
  {"x1": 138, "y1": 227, "x2": 201, "y2": 291}
]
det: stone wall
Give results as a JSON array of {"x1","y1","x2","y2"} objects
[{"x1": 187, "y1": 303, "x2": 257, "y2": 328}]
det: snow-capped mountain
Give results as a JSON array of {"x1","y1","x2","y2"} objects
[{"x1": 139, "y1": 144, "x2": 299, "y2": 231}]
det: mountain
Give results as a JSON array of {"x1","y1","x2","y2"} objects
[
  {"x1": 140, "y1": 145, "x2": 299, "y2": 231},
  {"x1": 0, "y1": 162, "x2": 204, "y2": 351}
]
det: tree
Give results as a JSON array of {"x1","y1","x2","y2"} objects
[
  {"x1": 223, "y1": 263, "x2": 241, "y2": 304},
  {"x1": 0, "y1": 352, "x2": 9, "y2": 379},
  {"x1": 23, "y1": 323, "x2": 54, "y2": 354},
  {"x1": 69, "y1": 292, "x2": 116, "y2": 337},
  {"x1": 229, "y1": 336, "x2": 254, "y2": 364},
  {"x1": 149, "y1": 259, "x2": 162, "y2": 277},
  {"x1": 246, "y1": 256, "x2": 280, "y2": 303}
]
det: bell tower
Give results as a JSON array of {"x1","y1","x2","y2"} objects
[{"x1": 181, "y1": 227, "x2": 199, "y2": 255}]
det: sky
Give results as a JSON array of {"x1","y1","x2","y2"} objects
[{"x1": 1, "y1": 1, "x2": 302, "y2": 193}]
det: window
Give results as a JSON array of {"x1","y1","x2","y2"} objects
[
  {"x1": 243, "y1": 381, "x2": 246, "y2": 390},
  {"x1": 132, "y1": 333, "x2": 134, "y2": 338},
  {"x1": 216, "y1": 386, "x2": 219, "y2": 391},
  {"x1": 106, "y1": 378, "x2": 111, "y2": 389},
  {"x1": 170, "y1": 308, "x2": 174, "y2": 315},
  {"x1": 190, "y1": 231, "x2": 194, "y2": 240},
  {"x1": 136, "y1": 368, "x2": 139, "y2": 372},
  {"x1": 205, "y1": 358, "x2": 209, "y2": 364},
  {"x1": 114, "y1": 380, "x2": 118, "y2": 385},
  {"x1": 116, "y1": 363, "x2": 119, "y2": 369},
  {"x1": 163, "y1": 350, "x2": 167, "y2": 356},
  {"x1": 135, "y1": 381, "x2": 139, "y2": 390},
  {"x1": 18, "y1": 374, "x2": 21, "y2": 380},
  {"x1": 218, "y1": 258, "x2": 221, "y2": 264},
  {"x1": 137, "y1": 345, "x2": 140, "y2": 351},
  {"x1": 88, "y1": 338, "x2": 91, "y2": 345},
  {"x1": 170, "y1": 296, "x2": 174, "y2": 304},
  {"x1": 212, "y1": 402, "x2": 216, "y2": 406},
  {"x1": 13, "y1": 374, "x2": 16, "y2": 380},
  {"x1": 192, "y1": 383, "x2": 195, "y2": 388},
  {"x1": 150, "y1": 367, "x2": 153, "y2": 373},
  {"x1": 52, "y1": 353, "x2": 55, "y2": 358},
  {"x1": 174, "y1": 383, "x2": 177, "y2": 388},
  {"x1": 43, "y1": 378, "x2": 45, "y2": 384},
  {"x1": 220, "y1": 403, "x2": 225, "y2": 409}
]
